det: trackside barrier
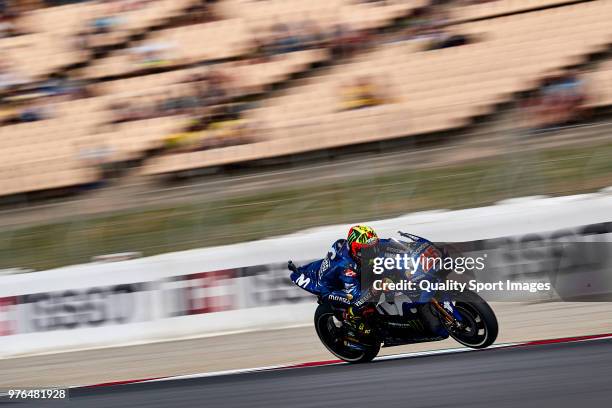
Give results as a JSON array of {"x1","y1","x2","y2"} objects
[{"x1": 0, "y1": 190, "x2": 611, "y2": 357}]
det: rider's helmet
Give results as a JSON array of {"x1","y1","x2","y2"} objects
[{"x1": 347, "y1": 225, "x2": 379, "y2": 262}]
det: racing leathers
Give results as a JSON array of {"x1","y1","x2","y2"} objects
[
  {"x1": 289, "y1": 235, "x2": 449, "y2": 339},
  {"x1": 292, "y1": 238, "x2": 385, "y2": 312}
]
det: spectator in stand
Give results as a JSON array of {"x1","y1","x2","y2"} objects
[
  {"x1": 0, "y1": 0, "x2": 20, "y2": 38},
  {"x1": 1, "y1": 94, "x2": 57, "y2": 126},
  {"x1": 77, "y1": 142, "x2": 115, "y2": 184},
  {"x1": 19, "y1": 98, "x2": 51, "y2": 123},
  {"x1": 341, "y1": 76, "x2": 385, "y2": 111},
  {"x1": 130, "y1": 42, "x2": 176, "y2": 69},
  {"x1": 551, "y1": 70, "x2": 587, "y2": 108},
  {"x1": 73, "y1": 30, "x2": 91, "y2": 52},
  {"x1": 86, "y1": 8, "x2": 125, "y2": 49},
  {"x1": 248, "y1": 20, "x2": 331, "y2": 61},
  {"x1": 203, "y1": 69, "x2": 230, "y2": 105},
  {"x1": 330, "y1": 24, "x2": 352, "y2": 59},
  {"x1": 106, "y1": 67, "x2": 235, "y2": 125},
  {"x1": 76, "y1": 0, "x2": 165, "y2": 52},
  {"x1": 92, "y1": 15, "x2": 115, "y2": 35},
  {"x1": 390, "y1": 5, "x2": 476, "y2": 50},
  {"x1": 185, "y1": 0, "x2": 216, "y2": 25},
  {"x1": 298, "y1": 19, "x2": 325, "y2": 50},
  {"x1": 247, "y1": 37, "x2": 271, "y2": 63},
  {"x1": 428, "y1": 29, "x2": 470, "y2": 50},
  {"x1": 117, "y1": 0, "x2": 156, "y2": 13},
  {"x1": 270, "y1": 24, "x2": 301, "y2": 54},
  {"x1": 0, "y1": 14, "x2": 15, "y2": 38},
  {"x1": 39, "y1": 73, "x2": 88, "y2": 97},
  {"x1": 109, "y1": 100, "x2": 132, "y2": 123},
  {"x1": 0, "y1": 60, "x2": 29, "y2": 92},
  {"x1": 521, "y1": 70, "x2": 589, "y2": 130}
]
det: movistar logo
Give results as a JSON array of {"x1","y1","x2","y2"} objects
[{"x1": 295, "y1": 274, "x2": 311, "y2": 288}]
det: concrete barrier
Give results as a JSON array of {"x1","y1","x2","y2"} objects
[{"x1": 0, "y1": 190, "x2": 610, "y2": 357}]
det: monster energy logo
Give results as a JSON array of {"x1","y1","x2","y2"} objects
[
  {"x1": 348, "y1": 230, "x2": 362, "y2": 243},
  {"x1": 387, "y1": 320, "x2": 425, "y2": 331},
  {"x1": 348, "y1": 226, "x2": 376, "y2": 243}
]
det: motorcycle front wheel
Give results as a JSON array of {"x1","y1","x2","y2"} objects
[
  {"x1": 314, "y1": 303, "x2": 380, "y2": 363},
  {"x1": 441, "y1": 290, "x2": 498, "y2": 349}
]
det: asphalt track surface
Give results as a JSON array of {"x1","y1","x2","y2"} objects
[{"x1": 10, "y1": 337, "x2": 612, "y2": 408}]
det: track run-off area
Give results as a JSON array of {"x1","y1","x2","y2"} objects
[{"x1": 7, "y1": 333, "x2": 612, "y2": 408}]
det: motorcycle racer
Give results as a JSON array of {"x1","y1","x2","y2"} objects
[
  {"x1": 288, "y1": 227, "x2": 499, "y2": 362},
  {"x1": 288, "y1": 225, "x2": 451, "y2": 343},
  {"x1": 288, "y1": 225, "x2": 383, "y2": 336}
]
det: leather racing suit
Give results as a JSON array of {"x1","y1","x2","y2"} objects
[{"x1": 292, "y1": 238, "x2": 390, "y2": 311}]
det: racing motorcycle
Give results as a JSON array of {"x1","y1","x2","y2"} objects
[{"x1": 290, "y1": 232, "x2": 498, "y2": 363}]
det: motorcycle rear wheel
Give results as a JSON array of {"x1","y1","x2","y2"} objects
[{"x1": 314, "y1": 303, "x2": 380, "y2": 363}]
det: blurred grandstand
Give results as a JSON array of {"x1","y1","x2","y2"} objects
[{"x1": 1, "y1": 0, "x2": 612, "y2": 270}]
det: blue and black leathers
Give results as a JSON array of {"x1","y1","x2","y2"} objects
[
  {"x1": 292, "y1": 238, "x2": 389, "y2": 310},
  {"x1": 289, "y1": 235, "x2": 450, "y2": 338},
  {"x1": 290, "y1": 235, "x2": 449, "y2": 308}
]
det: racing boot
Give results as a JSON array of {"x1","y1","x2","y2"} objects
[{"x1": 343, "y1": 306, "x2": 375, "y2": 342}]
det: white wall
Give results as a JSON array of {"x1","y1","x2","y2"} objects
[{"x1": 0, "y1": 190, "x2": 610, "y2": 357}]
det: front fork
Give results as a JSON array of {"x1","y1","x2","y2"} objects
[{"x1": 431, "y1": 297, "x2": 465, "y2": 331}]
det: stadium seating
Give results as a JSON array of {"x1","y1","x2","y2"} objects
[
  {"x1": 2, "y1": 0, "x2": 197, "y2": 78},
  {"x1": 449, "y1": 0, "x2": 585, "y2": 21},
  {"x1": 143, "y1": 1, "x2": 612, "y2": 175},
  {"x1": 1, "y1": 0, "x2": 612, "y2": 195}
]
